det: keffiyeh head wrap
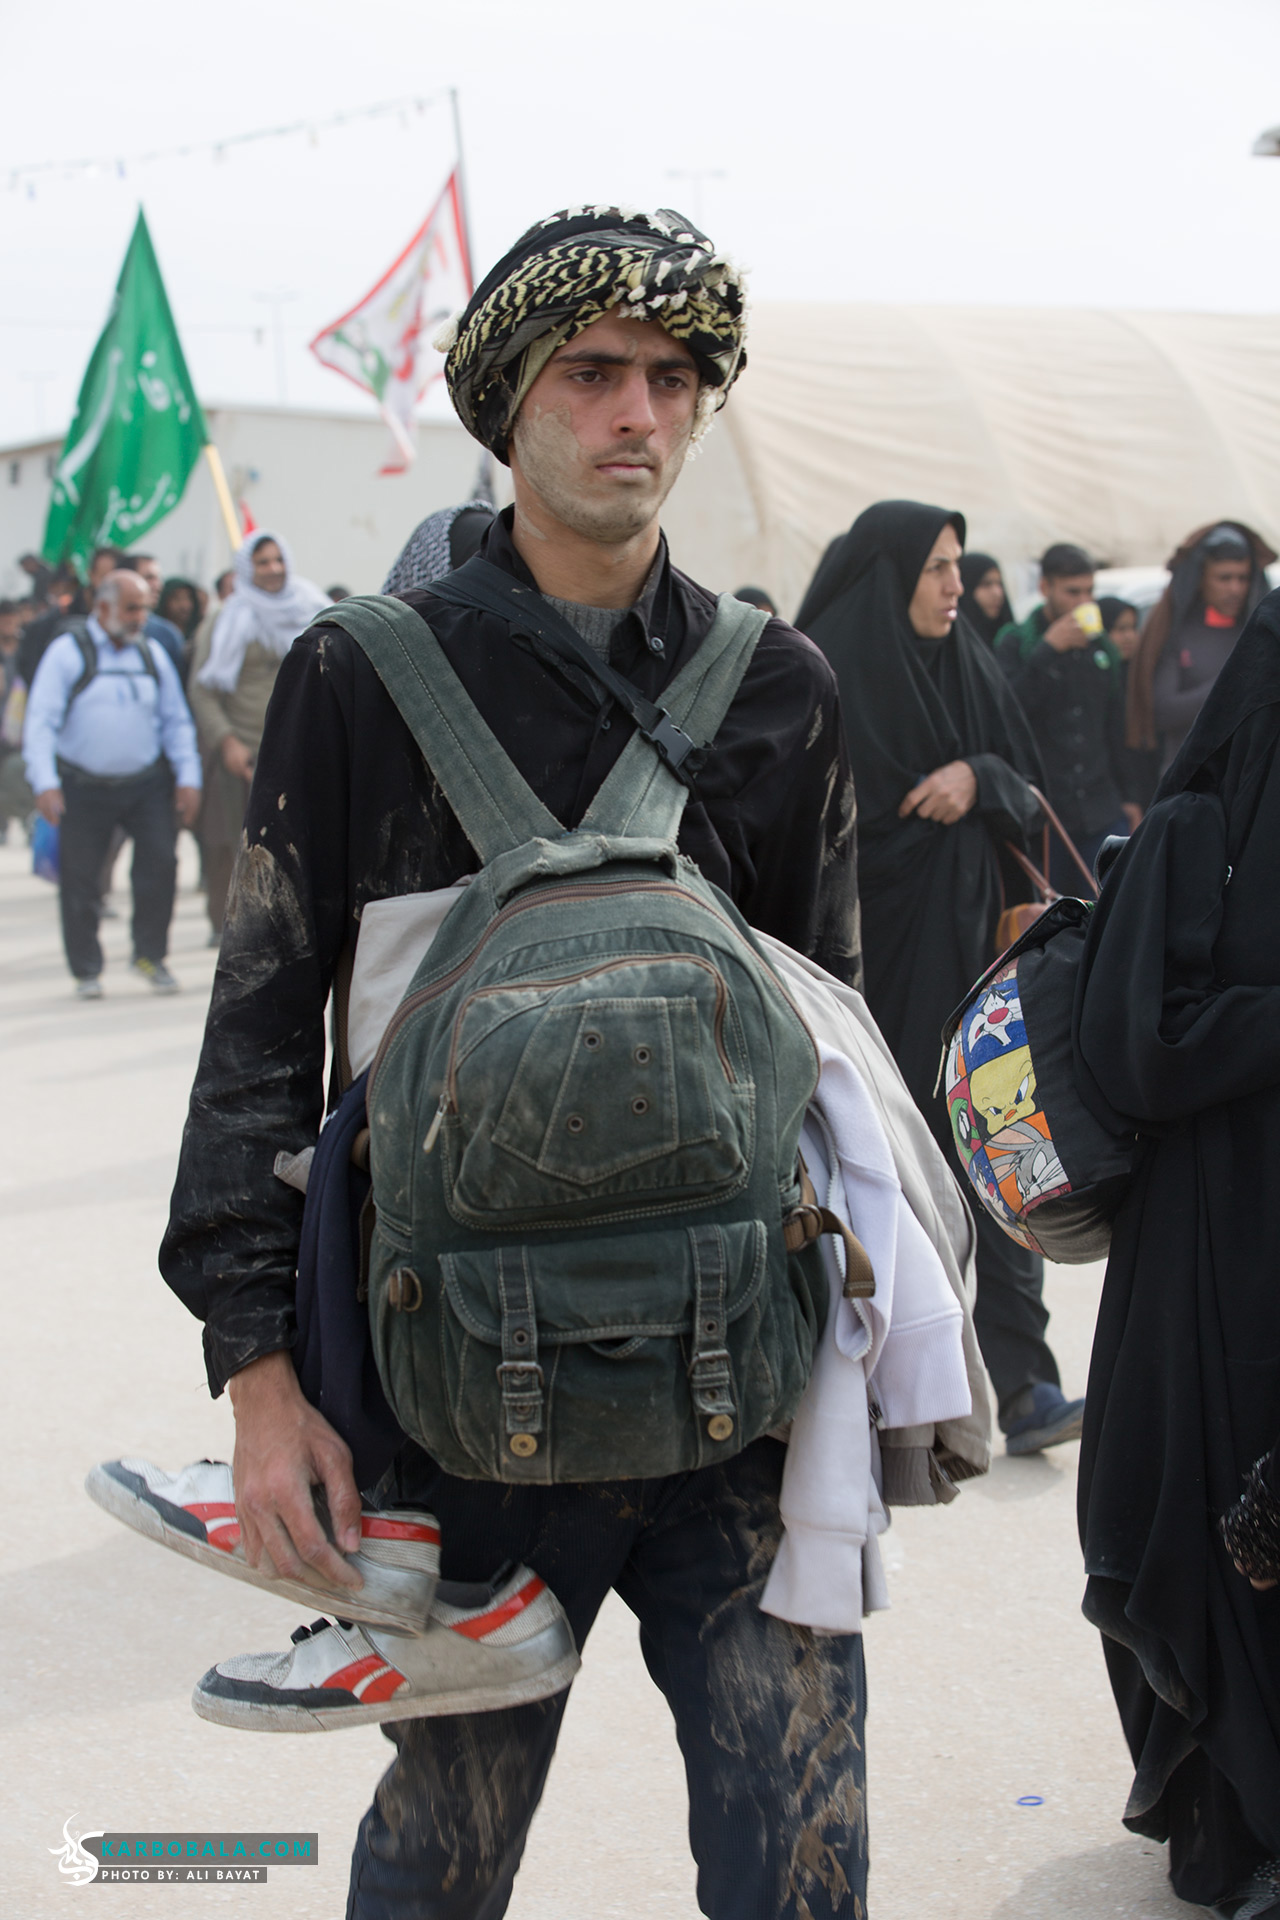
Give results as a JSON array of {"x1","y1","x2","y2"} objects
[{"x1": 441, "y1": 205, "x2": 748, "y2": 463}]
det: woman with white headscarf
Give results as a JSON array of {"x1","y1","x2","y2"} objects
[{"x1": 189, "y1": 532, "x2": 327, "y2": 936}]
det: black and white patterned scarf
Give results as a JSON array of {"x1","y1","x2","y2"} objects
[
  {"x1": 438, "y1": 205, "x2": 747, "y2": 463},
  {"x1": 381, "y1": 499, "x2": 494, "y2": 595}
]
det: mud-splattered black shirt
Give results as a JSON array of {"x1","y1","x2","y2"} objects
[{"x1": 161, "y1": 512, "x2": 862, "y2": 1395}]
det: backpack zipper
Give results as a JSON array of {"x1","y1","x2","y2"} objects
[{"x1": 370, "y1": 874, "x2": 817, "y2": 1104}]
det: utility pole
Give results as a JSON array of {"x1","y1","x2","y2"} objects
[{"x1": 252, "y1": 289, "x2": 300, "y2": 405}]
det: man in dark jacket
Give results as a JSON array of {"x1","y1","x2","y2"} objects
[
  {"x1": 160, "y1": 206, "x2": 865, "y2": 1919},
  {"x1": 995, "y1": 542, "x2": 1134, "y2": 890}
]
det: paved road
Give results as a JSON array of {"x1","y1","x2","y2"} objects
[{"x1": 0, "y1": 841, "x2": 1198, "y2": 1917}]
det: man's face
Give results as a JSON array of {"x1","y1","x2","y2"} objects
[
  {"x1": 96, "y1": 573, "x2": 150, "y2": 643},
  {"x1": 1041, "y1": 572, "x2": 1094, "y2": 621},
  {"x1": 0, "y1": 610, "x2": 20, "y2": 649},
  {"x1": 1203, "y1": 557, "x2": 1251, "y2": 622},
  {"x1": 88, "y1": 553, "x2": 119, "y2": 592},
  {"x1": 907, "y1": 525, "x2": 963, "y2": 640},
  {"x1": 133, "y1": 558, "x2": 161, "y2": 605},
  {"x1": 508, "y1": 309, "x2": 700, "y2": 545}
]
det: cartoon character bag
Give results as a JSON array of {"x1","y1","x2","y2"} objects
[{"x1": 941, "y1": 898, "x2": 1134, "y2": 1263}]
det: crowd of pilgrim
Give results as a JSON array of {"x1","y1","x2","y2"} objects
[
  {"x1": 791, "y1": 502, "x2": 1280, "y2": 1916},
  {"x1": 0, "y1": 536, "x2": 348, "y2": 969},
  {"x1": 3, "y1": 468, "x2": 1279, "y2": 1910}
]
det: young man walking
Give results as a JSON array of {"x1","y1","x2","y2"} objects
[{"x1": 161, "y1": 207, "x2": 863, "y2": 1918}]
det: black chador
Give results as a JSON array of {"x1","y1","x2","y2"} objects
[
  {"x1": 796, "y1": 501, "x2": 1042, "y2": 1146},
  {"x1": 796, "y1": 501, "x2": 1065, "y2": 1427},
  {"x1": 1075, "y1": 587, "x2": 1280, "y2": 1909}
]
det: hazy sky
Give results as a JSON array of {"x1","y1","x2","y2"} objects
[{"x1": 5, "y1": 0, "x2": 1280, "y2": 446}]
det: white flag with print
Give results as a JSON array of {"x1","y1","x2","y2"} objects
[{"x1": 310, "y1": 173, "x2": 471, "y2": 474}]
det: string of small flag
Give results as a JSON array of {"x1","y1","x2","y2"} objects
[{"x1": 8, "y1": 93, "x2": 448, "y2": 199}]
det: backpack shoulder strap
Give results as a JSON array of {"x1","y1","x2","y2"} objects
[
  {"x1": 429, "y1": 558, "x2": 706, "y2": 785},
  {"x1": 63, "y1": 620, "x2": 97, "y2": 710},
  {"x1": 580, "y1": 594, "x2": 769, "y2": 841},
  {"x1": 317, "y1": 594, "x2": 562, "y2": 864},
  {"x1": 134, "y1": 632, "x2": 160, "y2": 681}
]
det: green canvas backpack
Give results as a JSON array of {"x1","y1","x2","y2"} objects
[{"x1": 323, "y1": 588, "x2": 837, "y2": 1485}]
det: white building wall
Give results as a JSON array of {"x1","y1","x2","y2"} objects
[{"x1": 0, "y1": 406, "x2": 503, "y2": 599}]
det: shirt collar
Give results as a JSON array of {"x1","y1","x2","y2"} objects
[{"x1": 483, "y1": 506, "x2": 671, "y2": 657}]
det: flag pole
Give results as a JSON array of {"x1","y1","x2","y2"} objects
[
  {"x1": 449, "y1": 87, "x2": 475, "y2": 291},
  {"x1": 203, "y1": 442, "x2": 243, "y2": 552}
]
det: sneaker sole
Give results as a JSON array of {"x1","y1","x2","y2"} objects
[
  {"x1": 1005, "y1": 1408, "x2": 1085, "y2": 1456},
  {"x1": 190, "y1": 1648, "x2": 582, "y2": 1732},
  {"x1": 85, "y1": 1463, "x2": 434, "y2": 1634}
]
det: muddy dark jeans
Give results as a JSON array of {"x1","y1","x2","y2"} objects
[{"x1": 348, "y1": 1438, "x2": 869, "y2": 1920}]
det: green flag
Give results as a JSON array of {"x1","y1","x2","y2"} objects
[{"x1": 43, "y1": 209, "x2": 207, "y2": 572}]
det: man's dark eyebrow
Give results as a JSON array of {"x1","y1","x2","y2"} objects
[{"x1": 553, "y1": 346, "x2": 696, "y2": 373}]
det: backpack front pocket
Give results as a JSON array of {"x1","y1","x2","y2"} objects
[
  {"x1": 430, "y1": 1219, "x2": 786, "y2": 1482},
  {"x1": 441, "y1": 956, "x2": 754, "y2": 1228}
]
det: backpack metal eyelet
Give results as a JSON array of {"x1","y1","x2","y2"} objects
[
  {"x1": 631, "y1": 1096, "x2": 649, "y2": 1116},
  {"x1": 566, "y1": 1113, "x2": 585, "y2": 1134}
]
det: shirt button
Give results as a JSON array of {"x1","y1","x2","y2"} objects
[{"x1": 647, "y1": 634, "x2": 665, "y2": 656}]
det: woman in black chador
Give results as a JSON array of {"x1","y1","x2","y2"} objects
[
  {"x1": 797, "y1": 500, "x2": 1085, "y2": 1455},
  {"x1": 1075, "y1": 588, "x2": 1280, "y2": 1917}
]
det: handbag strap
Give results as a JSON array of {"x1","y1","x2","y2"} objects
[
  {"x1": 1004, "y1": 840, "x2": 1057, "y2": 903},
  {"x1": 1027, "y1": 784, "x2": 1100, "y2": 898}
]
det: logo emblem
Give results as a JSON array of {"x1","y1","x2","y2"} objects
[{"x1": 51, "y1": 1816, "x2": 101, "y2": 1885}]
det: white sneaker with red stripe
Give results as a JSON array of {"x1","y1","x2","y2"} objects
[
  {"x1": 191, "y1": 1568, "x2": 580, "y2": 1731},
  {"x1": 85, "y1": 1458, "x2": 439, "y2": 1635}
]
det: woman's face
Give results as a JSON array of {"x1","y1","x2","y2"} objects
[
  {"x1": 251, "y1": 540, "x2": 286, "y2": 594},
  {"x1": 1109, "y1": 609, "x2": 1140, "y2": 660},
  {"x1": 908, "y1": 525, "x2": 963, "y2": 640},
  {"x1": 972, "y1": 569, "x2": 1005, "y2": 621}
]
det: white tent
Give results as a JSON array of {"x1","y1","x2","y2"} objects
[
  {"x1": 666, "y1": 305, "x2": 1280, "y2": 617},
  {"x1": 6, "y1": 307, "x2": 1279, "y2": 611}
]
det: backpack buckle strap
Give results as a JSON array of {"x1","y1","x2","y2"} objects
[
  {"x1": 496, "y1": 1247, "x2": 544, "y2": 1455},
  {"x1": 648, "y1": 710, "x2": 702, "y2": 778},
  {"x1": 688, "y1": 1225, "x2": 737, "y2": 1440},
  {"x1": 784, "y1": 1165, "x2": 877, "y2": 1300}
]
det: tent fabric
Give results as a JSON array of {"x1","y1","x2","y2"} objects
[{"x1": 676, "y1": 307, "x2": 1280, "y2": 618}]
